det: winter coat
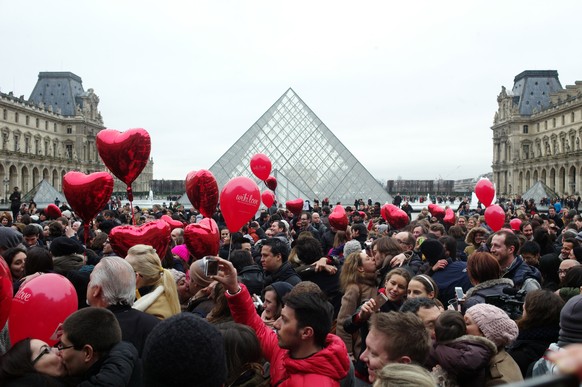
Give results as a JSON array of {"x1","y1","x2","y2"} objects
[
  {"x1": 78, "y1": 341, "x2": 142, "y2": 387},
  {"x1": 506, "y1": 325, "x2": 560, "y2": 378},
  {"x1": 226, "y1": 284, "x2": 350, "y2": 386},
  {"x1": 237, "y1": 264, "x2": 265, "y2": 296},
  {"x1": 430, "y1": 259, "x2": 473, "y2": 306},
  {"x1": 461, "y1": 278, "x2": 514, "y2": 313},
  {"x1": 133, "y1": 285, "x2": 179, "y2": 320},
  {"x1": 336, "y1": 274, "x2": 377, "y2": 358},
  {"x1": 530, "y1": 342, "x2": 562, "y2": 377},
  {"x1": 108, "y1": 304, "x2": 160, "y2": 357},
  {"x1": 503, "y1": 256, "x2": 541, "y2": 291},
  {"x1": 486, "y1": 349, "x2": 523, "y2": 386},
  {"x1": 264, "y1": 261, "x2": 301, "y2": 287},
  {"x1": 428, "y1": 335, "x2": 497, "y2": 387}
]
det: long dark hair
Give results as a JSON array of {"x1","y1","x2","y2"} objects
[
  {"x1": 0, "y1": 338, "x2": 35, "y2": 381},
  {"x1": 517, "y1": 290, "x2": 564, "y2": 331}
]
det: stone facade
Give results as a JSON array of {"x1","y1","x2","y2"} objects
[
  {"x1": 0, "y1": 72, "x2": 153, "y2": 203},
  {"x1": 492, "y1": 70, "x2": 582, "y2": 196}
]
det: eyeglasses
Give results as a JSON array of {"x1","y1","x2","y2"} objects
[
  {"x1": 32, "y1": 346, "x2": 51, "y2": 365},
  {"x1": 558, "y1": 269, "x2": 571, "y2": 275},
  {"x1": 54, "y1": 341, "x2": 76, "y2": 351}
]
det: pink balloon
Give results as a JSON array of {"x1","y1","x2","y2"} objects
[
  {"x1": 220, "y1": 177, "x2": 261, "y2": 233},
  {"x1": 475, "y1": 178, "x2": 495, "y2": 207},
  {"x1": 509, "y1": 218, "x2": 522, "y2": 231},
  {"x1": 485, "y1": 204, "x2": 506, "y2": 232},
  {"x1": 261, "y1": 190, "x2": 275, "y2": 208},
  {"x1": 9, "y1": 274, "x2": 77, "y2": 346},
  {"x1": 250, "y1": 154, "x2": 272, "y2": 181}
]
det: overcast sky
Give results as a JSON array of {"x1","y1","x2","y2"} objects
[{"x1": 2, "y1": 1, "x2": 582, "y2": 183}]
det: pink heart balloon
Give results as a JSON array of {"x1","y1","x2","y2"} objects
[
  {"x1": 220, "y1": 177, "x2": 261, "y2": 233},
  {"x1": 161, "y1": 215, "x2": 184, "y2": 230},
  {"x1": 184, "y1": 218, "x2": 220, "y2": 259},
  {"x1": 444, "y1": 208, "x2": 456, "y2": 226},
  {"x1": 286, "y1": 199, "x2": 304, "y2": 217},
  {"x1": 185, "y1": 170, "x2": 219, "y2": 218}
]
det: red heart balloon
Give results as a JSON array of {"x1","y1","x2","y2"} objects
[
  {"x1": 475, "y1": 178, "x2": 495, "y2": 208},
  {"x1": 444, "y1": 208, "x2": 456, "y2": 226},
  {"x1": 250, "y1": 154, "x2": 272, "y2": 181},
  {"x1": 161, "y1": 215, "x2": 184, "y2": 230},
  {"x1": 389, "y1": 209, "x2": 410, "y2": 230},
  {"x1": 286, "y1": 199, "x2": 304, "y2": 216},
  {"x1": 265, "y1": 175, "x2": 277, "y2": 191},
  {"x1": 329, "y1": 205, "x2": 348, "y2": 231},
  {"x1": 109, "y1": 220, "x2": 171, "y2": 258},
  {"x1": 9, "y1": 273, "x2": 77, "y2": 346},
  {"x1": 96, "y1": 128, "x2": 151, "y2": 187},
  {"x1": 184, "y1": 218, "x2": 220, "y2": 259},
  {"x1": 428, "y1": 204, "x2": 446, "y2": 219},
  {"x1": 381, "y1": 204, "x2": 390, "y2": 221},
  {"x1": 0, "y1": 258, "x2": 12, "y2": 330},
  {"x1": 220, "y1": 177, "x2": 261, "y2": 233},
  {"x1": 45, "y1": 203, "x2": 62, "y2": 219},
  {"x1": 185, "y1": 170, "x2": 219, "y2": 218},
  {"x1": 62, "y1": 172, "x2": 114, "y2": 224},
  {"x1": 485, "y1": 204, "x2": 506, "y2": 232},
  {"x1": 509, "y1": 218, "x2": 522, "y2": 231},
  {"x1": 261, "y1": 190, "x2": 275, "y2": 208}
]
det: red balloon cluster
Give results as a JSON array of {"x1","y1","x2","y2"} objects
[
  {"x1": 329, "y1": 205, "x2": 348, "y2": 231},
  {"x1": 9, "y1": 274, "x2": 77, "y2": 346},
  {"x1": 109, "y1": 220, "x2": 171, "y2": 258},
  {"x1": 220, "y1": 177, "x2": 261, "y2": 233},
  {"x1": 184, "y1": 218, "x2": 220, "y2": 259},
  {"x1": 62, "y1": 171, "x2": 114, "y2": 224},
  {"x1": 185, "y1": 170, "x2": 219, "y2": 218}
]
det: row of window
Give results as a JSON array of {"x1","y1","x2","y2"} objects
[
  {"x1": 2, "y1": 108, "x2": 72, "y2": 134},
  {"x1": 523, "y1": 111, "x2": 580, "y2": 133}
]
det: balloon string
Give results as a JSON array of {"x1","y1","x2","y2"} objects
[
  {"x1": 228, "y1": 240, "x2": 233, "y2": 261},
  {"x1": 83, "y1": 224, "x2": 90, "y2": 249},
  {"x1": 127, "y1": 186, "x2": 134, "y2": 225}
]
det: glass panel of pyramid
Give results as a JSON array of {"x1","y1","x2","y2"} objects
[{"x1": 209, "y1": 88, "x2": 392, "y2": 206}]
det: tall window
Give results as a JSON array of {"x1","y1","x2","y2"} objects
[
  {"x1": 66, "y1": 144, "x2": 73, "y2": 160},
  {"x1": 24, "y1": 137, "x2": 30, "y2": 153},
  {"x1": 26, "y1": 115, "x2": 30, "y2": 125},
  {"x1": 35, "y1": 118, "x2": 39, "y2": 128},
  {"x1": 2, "y1": 109, "x2": 6, "y2": 120},
  {"x1": 67, "y1": 127, "x2": 72, "y2": 134},
  {"x1": 13, "y1": 135, "x2": 19, "y2": 151},
  {"x1": 15, "y1": 112, "x2": 19, "y2": 123},
  {"x1": 523, "y1": 125, "x2": 529, "y2": 134}
]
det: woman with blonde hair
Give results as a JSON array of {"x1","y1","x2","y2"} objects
[
  {"x1": 125, "y1": 244, "x2": 181, "y2": 320},
  {"x1": 336, "y1": 251, "x2": 378, "y2": 361}
]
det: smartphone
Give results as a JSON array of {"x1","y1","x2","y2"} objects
[
  {"x1": 373, "y1": 292, "x2": 389, "y2": 310},
  {"x1": 203, "y1": 256, "x2": 219, "y2": 277},
  {"x1": 455, "y1": 287, "x2": 464, "y2": 300},
  {"x1": 252, "y1": 294, "x2": 263, "y2": 308}
]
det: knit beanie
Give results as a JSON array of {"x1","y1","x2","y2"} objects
[
  {"x1": 466, "y1": 304, "x2": 518, "y2": 347},
  {"x1": 189, "y1": 259, "x2": 212, "y2": 288},
  {"x1": 49, "y1": 237, "x2": 85, "y2": 257},
  {"x1": 0, "y1": 227, "x2": 23, "y2": 250},
  {"x1": 271, "y1": 281, "x2": 293, "y2": 302},
  {"x1": 558, "y1": 294, "x2": 582, "y2": 345},
  {"x1": 419, "y1": 239, "x2": 445, "y2": 265},
  {"x1": 343, "y1": 240, "x2": 362, "y2": 258},
  {"x1": 169, "y1": 268, "x2": 186, "y2": 284},
  {"x1": 142, "y1": 313, "x2": 227, "y2": 387},
  {"x1": 171, "y1": 244, "x2": 190, "y2": 263}
]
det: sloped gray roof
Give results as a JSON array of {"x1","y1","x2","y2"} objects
[
  {"x1": 29, "y1": 72, "x2": 85, "y2": 116},
  {"x1": 522, "y1": 180, "x2": 559, "y2": 203},
  {"x1": 511, "y1": 70, "x2": 562, "y2": 116},
  {"x1": 22, "y1": 179, "x2": 66, "y2": 208}
]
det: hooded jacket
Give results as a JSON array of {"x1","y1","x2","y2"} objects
[
  {"x1": 226, "y1": 284, "x2": 350, "y2": 386},
  {"x1": 462, "y1": 278, "x2": 514, "y2": 313}
]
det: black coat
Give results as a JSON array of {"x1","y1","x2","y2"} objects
[
  {"x1": 507, "y1": 325, "x2": 560, "y2": 378},
  {"x1": 238, "y1": 265, "x2": 265, "y2": 296},
  {"x1": 264, "y1": 261, "x2": 301, "y2": 287},
  {"x1": 108, "y1": 304, "x2": 160, "y2": 357},
  {"x1": 79, "y1": 341, "x2": 142, "y2": 387}
]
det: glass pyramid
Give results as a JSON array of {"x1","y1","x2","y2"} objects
[
  {"x1": 209, "y1": 88, "x2": 392, "y2": 206},
  {"x1": 22, "y1": 179, "x2": 66, "y2": 208}
]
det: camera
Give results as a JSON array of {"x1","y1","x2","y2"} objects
[
  {"x1": 485, "y1": 288, "x2": 525, "y2": 320},
  {"x1": 203, "y1": 256, "x2": 219, "y2": 277}
]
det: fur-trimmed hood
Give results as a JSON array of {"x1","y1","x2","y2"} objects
[
  {"x1": 465, "y1": 278, "x2": 514, "y2": 299},
  {"x1": 465, "y1": 227, "x2": 489, "y2": 245}
]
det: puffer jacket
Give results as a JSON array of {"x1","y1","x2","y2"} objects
[
  {"x1": 226, "y1": 284, "x2": 350, "y2": 386},
  {"x1": 428, "y1": 335, "x2": 497, "y2": 387},
  {"x1": 461, "y1": 278, "x2": 514, "y2": 313}
]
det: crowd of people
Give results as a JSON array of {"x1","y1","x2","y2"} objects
[{"x1": 2, "y1": 190, "x2": 582, "y2": 386}]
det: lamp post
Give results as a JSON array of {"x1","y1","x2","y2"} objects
[{"x1": 2, "y1": 178, "x2": 9, "y2": 204}]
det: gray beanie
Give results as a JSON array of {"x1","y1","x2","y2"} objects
[
  {"x1": 343, "y1": 240, "x2": 362, "y2": 258},
  {"x1": 559, "y1": 294, "x2": 582, "y2": 346}
]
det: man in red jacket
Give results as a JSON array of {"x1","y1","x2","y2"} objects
[{"x1": 213, "y1": 257, "x2": 350, "y2": 386}]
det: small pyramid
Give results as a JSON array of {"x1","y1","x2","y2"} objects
[
  {"x1": 522, "y1": 180, "x2": 559, "y2": 203},
  {"x1": 21, "y1": 179, "x2": 66, "y2": 209},
  {"x1": 208, "y1": 88, "x2": 392, "y2": 205}
]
